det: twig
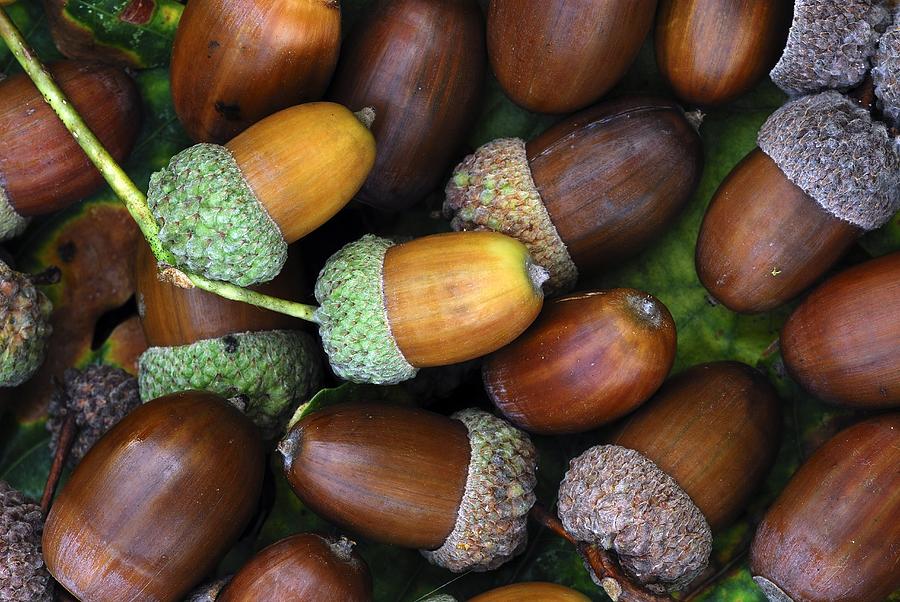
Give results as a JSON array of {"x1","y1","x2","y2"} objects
[{"x1": 40, "y1": 412, "x2": 76, "y2": 515}]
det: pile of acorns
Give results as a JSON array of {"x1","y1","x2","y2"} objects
[{"x1": 0, "y1": 0, "x2": 898, "y2": 601}]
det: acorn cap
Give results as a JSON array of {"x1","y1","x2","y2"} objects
[
  {"x1": 758, "y1": 90, "x2": 900, "y2": 231},
  {"x1": 753, "y1": 576, "x2": 795, "y2": 602},
  {"x1": 874, "y1": 14, "x2": 900, "y2": 127},
  {"x1": 314, "y1": 235, "x2": 417, "y2": 385},
  {"x1": 557, "y1": 445, "x2": 712, "y2": 594},
  {"x1": 147, "y1": 143, "x2": 288, "y2": 286},
  {"x1": 770, "y1": 0, "x2": 890, "y2": 95},
  {"x1": 421, "y1": 408, "x2": 537, "y2": 572},
  {"x1": 0, "y1": 481, "x2": 53, "y2": 602},
  {"x1": 0, "y1": 188, "x2": 29, "y2": 242},
  {"x1": 0, "y1": 260, "x2": 52, "y2": 387},
  {"x1": 184, "y1": 576, "x2": 232, "y2": 602},
  {"x1": 137, "y1": 329, "x2": 323, "y2": 438},
  {"x1": 422, "y1": 596, "x2": 457, "y2": 602},
  {"x1": 443, "y1": 138, "x2": 577, "y2": 295}
]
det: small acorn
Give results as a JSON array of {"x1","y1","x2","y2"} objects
[
  {"x1": 558, "y1": 362, "x2": 781, "y2": 593},
  {"x1": 0, "y1": 61, "x2": 140, "y2": 240},
  {"x1": 750, "y1": 413, "x2": 900, "y2": 602},
  {"x1": 146, "y1": 102, "x2": 376, "y2": 286},
  {"x1": 696, "y1": 90, "x2": 900, "y2": 313},
  {"x1": 171, "y1": 0, "x2": 341, "y2": 143},
  {"x1": 483, "y1": 289, "x2": 676, "y2": 434},
  {"x1": 873, "y1": 10, "x2": 900, "y2": 127},
  {"x1": 445, "y1": 97, "x2": 703, "y2": 295},
  {"x1": 0, "y1": 260, "x2": 52, "y2": 387},
  {"x1": 329, "y1": 0, "x2": 485, "y2": 211},
  {"x1": 487, "y1": 0, "x2": 656, "y2": 114},
  {"x1": 0, "y1": 481, "x2": 53, "y2": 602},
  {"x1": 43, "y1": 391, "x2": 265, "y2": 602},
  {"x1": 426, "y1": 582, "x2": 590, "y2": 602},
  {"x1": 278, "y1": 402, "x2": 537, "y2": 572}
]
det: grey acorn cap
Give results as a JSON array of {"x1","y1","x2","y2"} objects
[
  {"x1": 0, "y1": 260, "x2": 52, "y2": 388},
  {"x1": 314, "y1": 234, "x2": 417, "y2": 385},
  {"x1": 183, "y1": 576, "x2": 232, "y2": 602},
  {"x1": 557, "y1": 445, "x2": 712, "y2": 594},
  {"x1": 874, "y1": 13, "x2": 900, "y2": 127},
  {"x1": 421, "y1": 408, "x2": 537, "y2": 573},
  {"x1": 138, "y1": 329, "x2": 323, "y2": 438},
  {"x1": 420, "y1": 596, "x2": 458, "y2": 602},
  {"x1": 0, "y1": 188, "x2": 29, "y2": 242},
  {"x1": 0, "y1": 481, "x2": 53, "y2": 602},
  {"x1": 771, "y1": 0, "x2": 891, "y2": 95},
  {"x1": 758, "y1": 90, "x2": 900, "y2": 231},
  {"x1": 147, "y1": 143, "x2": 288, "y2": 287},
  {"x1": 753, "y1": 576, "x2": 796, "y2": 602}
]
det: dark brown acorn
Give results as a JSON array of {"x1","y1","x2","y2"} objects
[
  {"x1": 329, "y1": 0, "x2": 485, "y2": 211},
  {"x1": 487, "y1": 0, "x2": 657, "y2": 114},
  {"x1": 483, "y1": 288, "x2": 676, "y2": 434},
  {"x1": 781, "y1": 251, "x2": 900, "y2": 409},
  {"x1": 750, "y1": 413, "x2": 900, "y2": 602},
  {"x1": 43, "y1": 391, "x2": 265, "y2": 602}
]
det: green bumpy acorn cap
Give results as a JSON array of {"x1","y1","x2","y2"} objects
[
  {"x1": 874, "y1": 13, "x2": 900, "y2": 128},
  {"x1": 0, "y1": 261, "x2": 52, "y2": 387},
  {"x1": 314, "y1": 234, "x2": 417, "y2": 385},
  {"x1": 0, "y1": 187, "x2": 30, "y2": 242},
  {"x1": 147, "y1": 143, "x2": 288, "y2": 286},
  {"x1": 137, "y1": 330, "x2": 323, "y2": 438}
]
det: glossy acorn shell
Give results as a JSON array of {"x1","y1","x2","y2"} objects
[
  {"x1": 171, "y1": 0, "x2": 341, "y2": 144},
  {"x1": 781, "y1": 252, "x2": 900, "y2": 409},
  {"x1": 470, "y1": 582, "x2": 591, "y2": 601},
  {"x1": 280, "y1": 403, "x2": 469, "y2": 550},
  {"x1": 487, "y1": 0, "x2": 657, "y2": 114},
  {"x1": 329, "y1": 0, "x2": 485, "y2": 211},
  {"x1": 217, "y1": 533, "x2": 373, "y2": 602},
  {"x1": 696, "y1": 148, "x2": 862, "y2": 313},
  {"x1": 750, "y1": 414, "x2": 900, "y2": 602},
  {"x1": 612, "y1": 361, "x2": 781, "y2": 531},
  {"x1": 0, "y1": 60, "x2": 140, "y2": 215},
  {"x1": 43, "y1": 391, "x2": 265, "y2": 602},
  {"x1": 655, "y1": 0, "x2": 791, "y2": 106},
  {"x1": 483, "y1": 289, "x2": 676, "y2": 434},
  {"x1": 527, "y1": 96, "x2": 703, "y2": 273}
]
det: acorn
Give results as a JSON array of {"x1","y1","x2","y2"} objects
[
  {"x1": 445, "y1": 97, "x2": 703, "y2": 295},
  {"x1": 0, "y1": 481, "x2": 53, "y2": 602},
  {"x1": 750, "y1": 413, "x2": 900, "y2": 602},
  {"x1": 780, "y1": 251, "x2": 899, "y2": 409},
  {"x1": 146, "y1": 102, "x2": 376, "y2": 286},
  {"x1": 278, "y1": 402, "x2": 538, "y2": 572},
  {"x1": 216, "y1": 534, "x2": 372, "y2": 602},
  {"x1": 426, "y1": 582, "x2": 590, "y2": 602},
  {"x1": 329, "y1": 0, "x2": 485, "y2": 211},
  {"x1": 313, "y1": 231, "x2": 546, "y2": 384},
  {"x1": 43, "y1": 391, "x2": 265, "y2": 602},
  {"x1": 558, "y1": 362, "x2": 781, "y2": 593},
  {"x1": 0, "y1": 60, "x2": 140, "y2": 240},
  {"x1": 0, "y1": 260, "x2": 52, "y2": 387},
  {"x1": 696, "y1": 90, "x2": 900, "y2": 313},
  {"x1": 655, "y1": 0, "x2": 791, "y2": 106},
  {"x1": 171, "y1": 0, "x2": 341, "y2": 143},
  {"x1": 873, "y1": 9, "x2": 900, "y2": 127},
  {"x1": 483, "y1": 289, "x2": 676, "y2": 434},
  {"x1": 487, "y1": 0, "x2": 656, "y2": 114}
]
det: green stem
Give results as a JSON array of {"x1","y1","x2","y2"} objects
[{"x1": 0, "y1": 8, "x2": 318, "y2": 324}]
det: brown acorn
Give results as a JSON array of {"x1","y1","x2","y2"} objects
[
  {"x1": 217, "y1": 534, "x2": 372, "y2": 602},
  {"x1": 655, "y1": 0, "x2": 791, "y2": 106},
  {"x1": 329, "y1": 0, "x2": 485, "y2": 211},
  {"x1": 468, "y1": 582, "x2": 591, "y2": 601},
  {"x1": 0, "y1": 61, "x2": 140, "y2": 239},
  {"x1": 750, "y1": 413, "x2": 900, "y2": 602},
  {"x1": 781, "y1": 251, "x2": 900, "y2": 409},
  {"x1": 171, "y1": 0, "x2": 341, "y2": 144},
  {"x1": 445, "y1": 96, "x2": 703, "y2": 295},
  {"x1": 43, "y1": 391, "x2": 265, "y2": 602},
  {"x1": 487, "y1": 0, "x2": 657, "y2": 114},
  {"x1": 278, "y1": 402, "x2": 538, "y2": 573},
  {"x1": 483, "y1": 289, "x2": 676, "y2": 434}
]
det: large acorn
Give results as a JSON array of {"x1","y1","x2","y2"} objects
[
  {"x1": 445, "y1": 96, "x2": 703, "y2": 295},
  {"x1": 426, "y1": 582, "x2": 590, "y2": 602},
  {"x1": 146, "y1": 102, "x2": 375, "y2": 286},
  {"x1": 171, "y1": 0, "x2": 341, "y2": 143},
  {"x1": 696, "y1": 90, "x2": 900, "y2": 313},
  {"x1": 0, "y1": 260, "x2": 52, "y2": 387},
  {"x1": 329, "y1": 0, "x2": 485, "y2": 211},
  {"x1": 278, "y1": 402, "x2": 538, "y2": 572},
  {"x1": 750, "y1": 413, "x2": 900, "y2": 602},
  {"x1": 558, "y1": 362, "x2": 781, "y2": 593}
]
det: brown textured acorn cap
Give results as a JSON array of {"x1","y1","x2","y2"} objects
[
  {"x1": 557, "y1": 445, "x2": 712, "y2": 594},
  {"x1": 874, "y1": 12, "x2": 900, "y2": 127},
  {"x1": 758, "y1": 90, "x2": 900, "y2": 231},
  {"x1": 0, "y1": 481, "x2": 53, "y2": 602}
]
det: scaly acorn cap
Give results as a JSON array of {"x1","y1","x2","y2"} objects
[
  {"x1": 314, "y1": 234, "x2": 417, "y2": 385},
  {"x1": 758, "y1": 90, "x2": 900, "y2": 231},
  {"x1": 137, "y1": 330, "x2": 322, "y2": 438},
  {"x1": 557, "y1": 445, "x2": 712, "y2": 594},
  {"x1": 874, "y1": 13, "x2": 900, "y2": 127},
  {"x1": 421, "y1": 596, "x2": 457, "y2": 602},
  {"x1": 0, "y1": 188, "x2": 29, "y2": 242},
  {"x1": 0, "y1": 260, "x2": 52, "y2": 387},
  {"x1": 443, "y1": 138, "x2": 577, "y2": 295},
  {"x1": 770, "y1": 0, "x2": 891, "y2": 95},
  {"x1": 421, "y1": 408, "x2": 537, "y2": 572},
  {"x1": 147, "y1": 143, "x2": 288, "y2": 286},
  {"x1": 0, "y1": 481, "x2": 53, "y2": 602}
]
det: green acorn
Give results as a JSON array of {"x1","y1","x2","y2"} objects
[{"x1": 0, "y1": 260, "x2": 52, "y2": 387}]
